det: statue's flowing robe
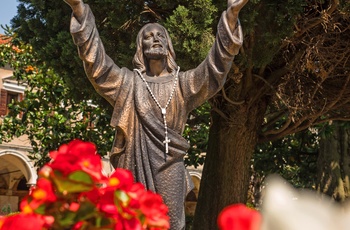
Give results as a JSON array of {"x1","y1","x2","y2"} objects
[{"x1": 70, "y1": 5, "x2": 243, "y2": 229}]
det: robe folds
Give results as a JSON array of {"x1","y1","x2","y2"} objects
[{"x1": 70, "y1": 5, "x2": 243, "y2": 229}]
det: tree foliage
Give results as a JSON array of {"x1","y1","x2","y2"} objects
[
  {"x1": 6, "y1": 0, "x2": 350, "y2": 229},
  {"x1": 183, "y1": 102, "x2": 211, "y2": 167},
  {"x1": 204, "y1": 0, "x2": 350, "y2": 144},
  {"x1": 248, "y1": 129, "x2": 319, "y2": 207},
  {"x1": 0, "y1": 35, "x2": 114, "y2": 167},
  {"x1": 256, "y1": 0, "x2": 350, "y2": 142}
]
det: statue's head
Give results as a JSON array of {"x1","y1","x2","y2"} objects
[{"x1": 133, "y1": 23, "x2": 178, "y2": 73}]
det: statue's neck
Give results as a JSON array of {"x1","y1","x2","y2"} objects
[{"x1": 146, "y1": 59, "x2": 169, "y2": 77}]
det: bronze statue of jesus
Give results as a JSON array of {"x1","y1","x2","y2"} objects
[{"x1": 64, "y1": 0, "x2": 247, "y2": 229}]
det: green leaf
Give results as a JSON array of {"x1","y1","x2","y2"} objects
[
  {"x1": 33, "y1": 204, "x2": 46, "y2": 215},
  {"x1": 57, "y1": 211, "x2": 77, "y2": 227},
  {"x1": 68, "y1": 170, "x2": 94, "y2": 185},
  {"x1": 115, "y1": 190, "x2": 130, "y2": 207},
  {"x1": 53, "y1": 170, "x2": 94, "y2": 193},
  {"x1": 74, "y1": 201, "x2": 97, "y2": 221}
]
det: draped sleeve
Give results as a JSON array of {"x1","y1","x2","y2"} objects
[
  {"x1": 179, "y1": 10, "x2": 243, "y2": 112},
  {"x1": 70, "y1": 4, "x2": 133, "y2": 108}
]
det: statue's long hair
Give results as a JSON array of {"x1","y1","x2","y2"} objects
[{"x1": 132, "y1": 23, "x2": 178, "y2": 73}]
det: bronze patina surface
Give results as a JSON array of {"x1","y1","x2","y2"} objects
[{"x1": 64, "y1": 0, "x2": 247, "y2": 228}]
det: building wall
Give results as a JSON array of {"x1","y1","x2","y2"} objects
[{"x1": 0, "y1": 59, "x2": 36, "y2": 214}]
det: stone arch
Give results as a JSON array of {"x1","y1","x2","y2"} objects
[
  {"x1": 188, "y1": 171, "x2": 201, "y2": 199},
  {"x1": 0, "y1": 150, "x2": 37, "y2": 188},
  {"x1": 185, "y1": 170, "x2": 202, "y2": 217}
]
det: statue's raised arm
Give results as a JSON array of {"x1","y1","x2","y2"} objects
[
  {"x1": 63, "y1": 0, "x2": 85, "y2": 21},
  {"x1": 64, "y1": 0, "x2": 127, "y2": 107},
  {"x1": 227, "y1": 0, "x2": 248, "y2": 31}
]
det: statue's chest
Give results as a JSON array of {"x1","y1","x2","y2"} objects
[{"x1": 134, "y1": 78, "x2": 184, "y2": 129}]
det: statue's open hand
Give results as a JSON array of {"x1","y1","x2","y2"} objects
[
  {"x1": 63, "y1": 0, "x2": 85, "y2": 19},
  {"x1": 63, "y1": 0, "x2": 83, "y2": 8},
  {"x1": 227, "y1": 0, "x2": 248, "y2": 15}
]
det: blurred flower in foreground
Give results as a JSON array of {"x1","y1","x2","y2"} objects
[
  {"x1": 0, "y1": 139, "x2": 169, "y2": 230},
  {"x1": 218, "y1": 204, "x2": 261, "y2": 230},
  {"x1": 0, "y1": 213, "x2": 52, "y2": 230},
  {"x1": 260, "y1": 175, "x2": 350, "y2": 230}
]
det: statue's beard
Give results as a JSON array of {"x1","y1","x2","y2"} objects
[{"x1": 144, "y1": 48, "x2": 168, "y2": 60}]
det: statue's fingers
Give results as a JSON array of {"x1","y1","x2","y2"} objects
[{"x1": 228, "y1": 0, "x2": 248, "y2": 11}]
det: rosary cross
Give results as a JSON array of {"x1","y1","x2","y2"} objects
[{"x1": 163, "y1": 136, "x2": 171, "y2": 154}]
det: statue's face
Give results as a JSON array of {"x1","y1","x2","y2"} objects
[{"x1": 142, "y1": 24, "x2": 168, "y2": 59}]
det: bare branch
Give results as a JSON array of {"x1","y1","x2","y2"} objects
[
  {"x1": 221, "y1": 88, "x2": 245, "y2": 105},
  {"x1": 212, "y1": 107, "x2": 229, "y2": 121},
  {"x1": 295, "y1": 0, "x2": 340, "y2": 38}
]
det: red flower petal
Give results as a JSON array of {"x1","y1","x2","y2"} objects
[
  {"x1": 109, "y1": 169, "x2": 134, "y2": 190},
  {"x1": 33, "y1": 178, "x2": 57, "y2": 202},
  {"x1": 139, "y1": 191, "x2": 169, "y2": 228},
  {"x1": 217, "y1": 204, "x2": 261, "y2": 230},
  {"x1": 0, "y1": 213, "x2": 51, "y2": 230}
]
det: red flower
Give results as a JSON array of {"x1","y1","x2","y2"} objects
[
  {"x1": 99, "y1": 189, "x2": 119, "y2": 216},
  {"x1": 19, "y1": 178, "x2": 57, "y2": 214},
  {"x1": 69, "y1": 202, "x2": 80, "y2": 212},
  {"x1": 217, "y1": 204, "x2": 261, "y2": 230},
  {"x1": 119, "y1": 217, "x2": 142, "y2": 230},
  {"x1": 2, "y1": 140, "x2": 171, "y2": 230},
  {"x1": 48, "y1": 139, "x2": 103, "y2": 180},
  {"x1": 0, "y1": 213, "x2": 51, "y2": 230},
  {"x1": 139, "y1": 191, "x2": 169, "y2": 229},
  {"x1": 32, "y1": 178, "x2": 57, "y2": 203},
  {"x1": 108, "y1": 168, "x2": 134, "y2": 190},
  {"x1": 99, "y1": 183, "x2": 128, "y2": 216},
  {"x1": 98, "y1": 169, "x2": 135, "y2": 215},
  {"x1": 128, "y1": 183, "x2": 146, "y2": 209},
  {"x1": 0, "y1": 216, "x2": 5, "y2": 229},
  {"x1": 72, "y1": 221, "x2": 84, "y2": 230},
  {"x1": 20, "y1": 198, "x2": 35, "y2": 214},
  {"x1": 80, "y1": 187, "x2": 101, "y2": 204}
]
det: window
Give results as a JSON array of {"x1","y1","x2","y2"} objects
[{"x1": 6, "y1": 92, "x2": 19, "y2": 115}]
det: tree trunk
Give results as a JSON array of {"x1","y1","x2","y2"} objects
[
  {"x1": 317, "y1": 122, "x2": 350, "y2": 202},
  {"x1": 192, "y1": 102, "x2": 265, "y2": 230}
]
